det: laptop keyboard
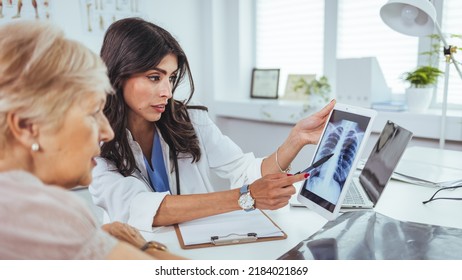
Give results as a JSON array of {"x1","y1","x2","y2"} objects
[{"x1": 344, "y1": 183, "x2": 365, "y2": 205}]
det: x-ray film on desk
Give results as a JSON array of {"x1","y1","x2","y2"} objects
[{"x1": 278, "y1": 211, "x2": 462, "y2": 260}]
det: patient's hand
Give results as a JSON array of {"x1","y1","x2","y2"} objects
[
  {"x1": 102, "y1": 222, "x2": 145, "y2": 249},
  {"x1": 102, "y1": 222, "x2": 187, "y2": 260}
]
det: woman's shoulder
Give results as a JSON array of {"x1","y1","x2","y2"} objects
[
  {"x1": 0, "y1": 171, "x2": 74, "y2": 200},
  {"x1": 183, "y1": 101, "x2": 210, "y2": 124},
  {"x1": 0, "y1": 171, "x2": 117, "y2": 259},
  {"x1": 0, "y1": 170, "x2": 99, "y2": 235},
  {"x1": 0, "y1": 170, "x2": 87, "y2": 211}
]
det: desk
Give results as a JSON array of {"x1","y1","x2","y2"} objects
[{"x1": 141, "y1": 147, "x2": 462, "y2": 260}]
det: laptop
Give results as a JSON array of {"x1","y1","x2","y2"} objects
[{"x1": 341, "y1": 120, "x2": 413, "y2": 210}]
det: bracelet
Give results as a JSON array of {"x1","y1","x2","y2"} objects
[
  {"x1": 140, "y1": 241, "x2": 168, "y2": 252},
  {"x1": 275, "y1": 147, "x2": 291, "y2": 173}
]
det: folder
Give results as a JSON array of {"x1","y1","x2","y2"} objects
[
  {"x1": 174, "y1": 209, "x2": 287, "y2": 249},
  {"x1": 392, "y1": 146, "x2": 462, "y2": 187}
]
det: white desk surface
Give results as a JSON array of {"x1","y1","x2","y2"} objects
[{"x1": 141, "y1": 146, "x2": 462, "y2": 260}]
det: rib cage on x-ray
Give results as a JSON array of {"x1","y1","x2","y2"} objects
[
  {"x1": 335, "y1": 129, "x2": 359, "y2": 185},
  {"x1": 307, "y1": 120, "x2": 364, "y2": 204},
  {"x1": 316, "y1": 120, "x2": 362, "y2": 188}
]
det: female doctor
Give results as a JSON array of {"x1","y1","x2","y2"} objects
[{"x1": 89, "y1": 18, "x2": 335, "y2": 231}]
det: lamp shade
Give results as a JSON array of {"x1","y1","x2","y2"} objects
[{"x1": 380, "y1": 0, "x2": 437, "y2": 36}]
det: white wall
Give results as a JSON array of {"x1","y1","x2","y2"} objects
[
  {"x1": 23, "y1": 0, "x2": 462, "y2": 164},
  {"x1": 46, "y1": 0, "x2": 208, "y2": 105},
  {"x1": 142, "y1": 0, "x2": 207, "y2": 103}
]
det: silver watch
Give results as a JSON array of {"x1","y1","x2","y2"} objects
[{"x1": 238, "y1": 184, "x2": 255, "y2": 211}]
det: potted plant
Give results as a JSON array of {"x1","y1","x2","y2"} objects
[
  {"x1": 402, "y1": 32, "x2": 461, "y2": 113},
  {"x1": 292, "y1": 75, "x2": 331, "y2": 104},
  {"x1": 287, "y1": 75, "x2": 331, "y2": 120},
  {"x1": 402, "y1": 65, "x2": 443, "y2": 112}
]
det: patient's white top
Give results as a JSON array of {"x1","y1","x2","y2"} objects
[{"x1": 0, "y1": 170, "x2": 117, "y2": 259}]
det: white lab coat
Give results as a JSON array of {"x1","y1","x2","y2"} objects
[{"x1": 89, "y1": 108, "x2": 263, "y2": 231}]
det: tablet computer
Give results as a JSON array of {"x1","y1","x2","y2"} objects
[{"x1": 297, "y1": 103, "x2": 377, "y2": 220}]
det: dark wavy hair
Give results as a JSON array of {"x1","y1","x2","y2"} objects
[{"x1": 100, "y1": 17, "x2": 205, "y2": 179}]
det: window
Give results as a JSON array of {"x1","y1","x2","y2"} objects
[
  {"x1": 255, "y1": 0, "x2": 462, "y2": 107},
  {"x1": 337, "y1": 0, "x2": 418, "y2": 95},
  {"x1": 255, "y1": 0, "x2": 324, "y2": 97}
]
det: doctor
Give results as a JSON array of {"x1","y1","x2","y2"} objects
[{"x1": 90, "y1": 18, "x2": 335, "y2": 231}]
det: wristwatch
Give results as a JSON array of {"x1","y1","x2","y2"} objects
[{"x1": 238, "y1": 184, "x2": 255, "y2": 211}]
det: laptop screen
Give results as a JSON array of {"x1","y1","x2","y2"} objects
[{"x1": 359, "y1": 121, "x2": 413, "y2": 204}]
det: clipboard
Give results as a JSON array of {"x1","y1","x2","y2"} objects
[{"x1": 174, "y1": 209, "x2": 287, "y2": 249}]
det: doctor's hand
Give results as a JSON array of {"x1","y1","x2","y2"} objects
[
  {"x1": 288, "y1": 99, "x2": 335, "y2": 148},
  {"x1": 249, "y1": 172, "x2": 308, "y2": 210}
]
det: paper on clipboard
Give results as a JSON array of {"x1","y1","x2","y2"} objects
[{"x1": 175, "y1": 210, "x2": 286, "y2": 249}]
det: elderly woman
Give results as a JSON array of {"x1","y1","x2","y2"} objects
[{"x1": 0, "y1": 20, "x2": 181, "y2": 260}]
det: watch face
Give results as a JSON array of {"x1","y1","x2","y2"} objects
[{"x1": 239, "y1": 193, "x2": 255, "y2": 210}]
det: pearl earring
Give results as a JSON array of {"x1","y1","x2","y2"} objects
[{"x1": 31, "y1": 143, "x2": 40, "y2": 152}]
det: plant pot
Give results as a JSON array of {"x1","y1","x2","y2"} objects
[{"x1": 405, "y1": 87, "x2": 433, "y2": 113}]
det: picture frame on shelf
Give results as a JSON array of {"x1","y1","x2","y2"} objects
[{"x1": 250, "y1": 68, "x2": 280, "y2": 99}]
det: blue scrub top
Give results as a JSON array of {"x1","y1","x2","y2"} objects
[{"x1": 143, "y1": 132, "x2": 170, "y2": 193}]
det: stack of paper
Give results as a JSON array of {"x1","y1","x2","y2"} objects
[{"x1": 392, "y1": 147, "x2": 462, "y2": 187}]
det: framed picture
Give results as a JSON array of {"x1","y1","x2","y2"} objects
[
  {"x1": 282, "y1": 74, "x2": 316, "y2": 101},
  {"x1": 250, "y1": 68, "x2": 280, "y2": 99}
]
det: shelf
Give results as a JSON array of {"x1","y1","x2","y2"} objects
[{"x1": 212, "y1": 99, "x2": 462, "y2": 142}]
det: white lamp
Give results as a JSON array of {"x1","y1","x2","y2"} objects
[{"x1": 380, "y1": 0, "x2": 462, "y2": 148}]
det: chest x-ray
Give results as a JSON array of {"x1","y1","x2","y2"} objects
[{"x1": 305, "y1": 119, "x2": 364, "y2": 204}]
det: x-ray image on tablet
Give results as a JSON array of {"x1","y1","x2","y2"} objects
[
  {"x1": 306, "y1": 119, "x2": 365, "y2": 204},
  {"x1": 297, "y1": 103, "x2": 377, "y2": 220}
]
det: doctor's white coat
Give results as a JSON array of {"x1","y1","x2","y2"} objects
[{"x1": 89, "y1": 109, "x2": 263, "y2": 231}]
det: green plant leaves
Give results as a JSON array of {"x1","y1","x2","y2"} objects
[
  {"x1": 292, "y1": 75, "x2": 331, "y2": 101},
  {"x1": 402, "y1": 66, "x2": 443, "y2": 88}
]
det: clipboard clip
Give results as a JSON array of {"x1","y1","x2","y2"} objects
[{"x1": 210, "y1": 232, "x2": 258, "y2": 246}]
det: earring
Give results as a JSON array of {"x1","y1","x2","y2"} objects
[{"x1": 31, "y1": 143, "x2": 40, "y2": 152}]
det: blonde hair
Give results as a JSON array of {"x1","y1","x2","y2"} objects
[{"x1": 0, "y1": 20, "x2": 113, "y2": 150}]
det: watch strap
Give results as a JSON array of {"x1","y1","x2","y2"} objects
[{"x1": 240, "y1": 184, "x2": 249, "y2": 195}]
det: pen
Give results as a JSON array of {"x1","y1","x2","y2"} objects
[{"x1": 295, "y1": 153, "x2": 334, "y2": 175}]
